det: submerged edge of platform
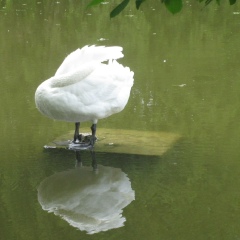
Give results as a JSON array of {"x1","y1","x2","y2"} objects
[{"x1": 45, "y1": 128, "x2": 181, "y2": 156}]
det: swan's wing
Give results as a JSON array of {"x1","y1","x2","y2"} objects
[
  {"x1": 70, "y1": 61, "x2": 134, "y2": 116},
  {"x1": 55, "y1": 45, "x2": 124, "y2": 77}
]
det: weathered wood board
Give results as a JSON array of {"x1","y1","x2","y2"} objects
[{"x1": 45, "y1": 128, "x2": 180, "y2": 156}]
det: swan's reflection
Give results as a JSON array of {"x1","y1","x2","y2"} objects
[{"x1": 38, "y1": 151, "x2": 135, "y2": 234}]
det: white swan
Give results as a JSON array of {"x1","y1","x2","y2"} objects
[{"x1": 35, "y1": 45, "x2": 134, "y2": 146}]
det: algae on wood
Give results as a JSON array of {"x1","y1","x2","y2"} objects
[{"x1": 45, "y1": 128, "x2": 180, "y2": 156}]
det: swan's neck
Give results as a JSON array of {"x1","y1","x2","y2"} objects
[{"x1": 49, "y1": 62, "x2": 100, "y2": 88}]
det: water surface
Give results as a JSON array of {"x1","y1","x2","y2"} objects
[{"x1": 1, "y1": 1, "x2": 240, "y2": 239}]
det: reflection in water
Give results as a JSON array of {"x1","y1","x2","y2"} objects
[{"x1": 38, "y1": 151, "x2": 135, "y2": 234}]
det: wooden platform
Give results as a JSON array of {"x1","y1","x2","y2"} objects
[{"x1": 45, "y1": 128, "x2": 180, "y2": 156}]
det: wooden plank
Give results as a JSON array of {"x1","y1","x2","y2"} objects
[{"x1": 45, "y1": 128, "x2": 180, "y2": 156}]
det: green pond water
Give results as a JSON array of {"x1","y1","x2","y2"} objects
[{"x1": 1, "y1": 1, "x2": 240, "y2": 239}]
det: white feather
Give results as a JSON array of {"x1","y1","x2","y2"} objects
[
  {"x1": 55, "y1": 45, "x2": 123, "y2": 77},
  {"x1": 35, "y1": 45, "x2": 134, "y2": 125}
]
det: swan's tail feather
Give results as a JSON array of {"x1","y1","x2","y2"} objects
[{"x1": 55, "y1": 45, "x2": 123, "y2": 76}]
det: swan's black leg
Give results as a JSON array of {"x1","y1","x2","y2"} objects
[
  {"x1": 90, "y1": 124, "x2": 97, "y2": 146},
  {"x1": 74, "y1": 122, "x2": 80, "y2": 143}
]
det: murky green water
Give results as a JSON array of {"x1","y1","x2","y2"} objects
[{"x1": 1, "y1": 1, "x2": 240, "y2": 239}]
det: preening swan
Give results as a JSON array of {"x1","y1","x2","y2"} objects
[{"x1": 35, "y1": 45, "x2": 134, "y2": 147}]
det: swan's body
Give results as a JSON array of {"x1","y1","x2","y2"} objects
[{"x1": 35, "y1": 45, "x2": 134, "y2": 146}]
